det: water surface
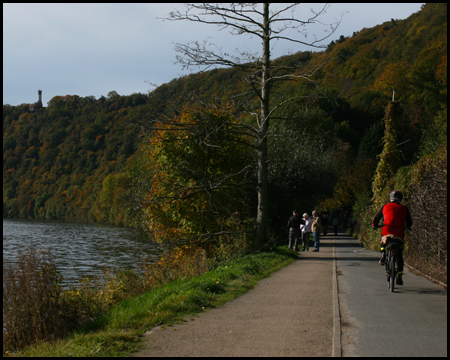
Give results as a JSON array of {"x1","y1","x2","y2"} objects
[{"x1": 3, "y1": 219, "x2": 159, "y2": 283}]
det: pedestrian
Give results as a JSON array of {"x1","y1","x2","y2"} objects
[
  {"x1": 311, "y1": 210, "x2": 322, "y2": 252},
  {"x1": 332, "y1": 216, "x2": 339, "y2": 236},
  {"x1": 322, "y1": 214, "x2": 329, "y2": 236},
  {"x1": 287, "y1": 210, "x2": 303, "y2": 251},
  {"x1": 301, "y1": 213, "x2": 312, "y2": 251}
]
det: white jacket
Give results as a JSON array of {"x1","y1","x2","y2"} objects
[{"x1": 303, "y1": 218, "x2": 312, "y2": 232}]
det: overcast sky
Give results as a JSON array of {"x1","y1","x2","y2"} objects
[{"x1": 3, "y1": 3, "x2": 424, "y2": 106}]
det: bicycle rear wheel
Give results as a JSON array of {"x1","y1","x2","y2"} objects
[
  {"x1": 385, "y1": 252, "x2": 390, "y2": 287},
  {"x1": 389, "y1": 255, "x2": 396, "y2": 292}
]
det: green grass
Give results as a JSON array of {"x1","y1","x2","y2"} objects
[{"x1": 5, "y1": 247, "x2": 297, "y2": 357}]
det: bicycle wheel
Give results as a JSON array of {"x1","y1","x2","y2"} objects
[
  {"x1": 389, "y1": 254, "x2": 396, "y2": 292},
  {"x1": 384, "y1": 250, "x2": 392, "y2": 288}
]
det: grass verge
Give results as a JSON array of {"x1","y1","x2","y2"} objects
[{"x1": 5, "y1": 247, "x2": 297, "y2": 357}]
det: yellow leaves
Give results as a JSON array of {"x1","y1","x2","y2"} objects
[
  {"x1": 141, "y1": 105, "x2": 251, "y2": 244},
  {"x1": 372, "y1": 102, "x2": 403, "y2": 207},
  {"x1": 370, "y1": 61, "x2": 410, "y2": 96}
]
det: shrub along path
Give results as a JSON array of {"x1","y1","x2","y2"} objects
[{"x1": 134, "y1": 239, "x2": 335, "y2": 357}]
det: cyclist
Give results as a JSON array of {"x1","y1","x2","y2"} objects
[{"x1": 372, "y1": 190, "x2": 413, "y2": 285}]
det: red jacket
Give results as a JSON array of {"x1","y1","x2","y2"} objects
[{"x1": 372, "y1": 202, "x2": 413, "y2": 238}]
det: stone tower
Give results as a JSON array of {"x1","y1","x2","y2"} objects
[{"x1": 36, "y1": 89, "x2": 43, "y2": 108}]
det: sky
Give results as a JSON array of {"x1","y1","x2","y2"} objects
[{"x1": 3, "y1": 3, "x2": 424, "y2": 106}]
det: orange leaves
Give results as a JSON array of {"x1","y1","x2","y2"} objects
[
  {"x1": 142, "y1": 245, "x2": 209, "y2": 288},
  {"x1": 435, "y1": 54, "x2": 447, "y2": 85},
  {"x1": 370, "y1": 61, "x2": 410, "y2": 97}
]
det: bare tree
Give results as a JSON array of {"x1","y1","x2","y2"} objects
[{"x1": 164, "y1": 3, "x2": 342, "y2": 248}]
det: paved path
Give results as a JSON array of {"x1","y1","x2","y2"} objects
[
  {"x1": 133, "y1": 233, "x2": 447, "y2": 357},
  {"x1": 335, "y1": 235, "x2": 447, "y2": 357},
  {"x1": 134, "y1": 238, "x2": 336, "y2": 357}
]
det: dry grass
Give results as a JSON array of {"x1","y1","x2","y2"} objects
[
  {"x1": 3, "y1": 247, "x2": 67, "y2": 352},
  {"x1": 3, "y1": 234, "x2": 248, "y2": 354}
]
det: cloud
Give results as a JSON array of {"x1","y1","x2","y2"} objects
[{"x1": 3, "y1": 3, "x2": 424, "y2": 106}]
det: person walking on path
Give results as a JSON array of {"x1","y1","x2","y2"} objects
[
  {"x1": 332, "y1": 216, "x2": 339, "y2": 236},
  {"x1": 301, "y1": 213, "x2": 312, "y2": 251},
  {"x1": 311, "y1": 210, "x2": 322, "y2": 252},
  {"x1": 287, "y1": 210, "x2": 303, "y2": 251},
  {"x1": 322, "y1": 214, "x2": 329, "y2": 236}
]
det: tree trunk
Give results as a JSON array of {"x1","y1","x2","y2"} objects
[
  {"x1": 166, "y1": 3, "x2": 342, "y2": 249},
  {"x1": 255, "y1": 3, "x2": 270, "y2": 249}
]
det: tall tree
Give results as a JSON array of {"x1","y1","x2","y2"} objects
[
  {"x1": 142, "y1": 106, "x2": 253, "y2": 245},
  {"x1": 165, "y1": 3, "x2": 342, "y2": 248}
]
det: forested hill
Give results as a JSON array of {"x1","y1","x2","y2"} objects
[{"x1": 3, "y1": 3, "x2": 447, "y2": 231}]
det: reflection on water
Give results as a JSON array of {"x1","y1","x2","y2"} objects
[{"x1": 3, "y1": 219, "x2": 159, "y2": 284}]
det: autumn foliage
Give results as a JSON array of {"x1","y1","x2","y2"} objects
[
  {"x1": 3, "y1": 4, "x2": 447, "y2": 280},
  {"x1": 142, "y1": 106, "x2": 254, "y2": 253}
]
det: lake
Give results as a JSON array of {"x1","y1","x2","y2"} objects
[{"x1": 3, "y1": 218, "x2": 160, "y2": 284}]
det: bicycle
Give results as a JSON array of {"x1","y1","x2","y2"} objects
[
  {"x1": 374, "y1": 223, "x2": 405, "y2": 292},
  {"x1": 383, "y1": 235, "x2": 403, "y2": 292}
]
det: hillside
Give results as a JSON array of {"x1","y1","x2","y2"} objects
[
  {"x1": 3, "y1": 3, "x2": 447, "y2": 264},
  {"x1": 4, "y1": 93, "x2": 146, "y2": 225}
]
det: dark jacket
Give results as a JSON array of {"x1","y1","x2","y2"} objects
[{"x1": 287, "y1": 214, "x2": 303, "y2": 229}]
